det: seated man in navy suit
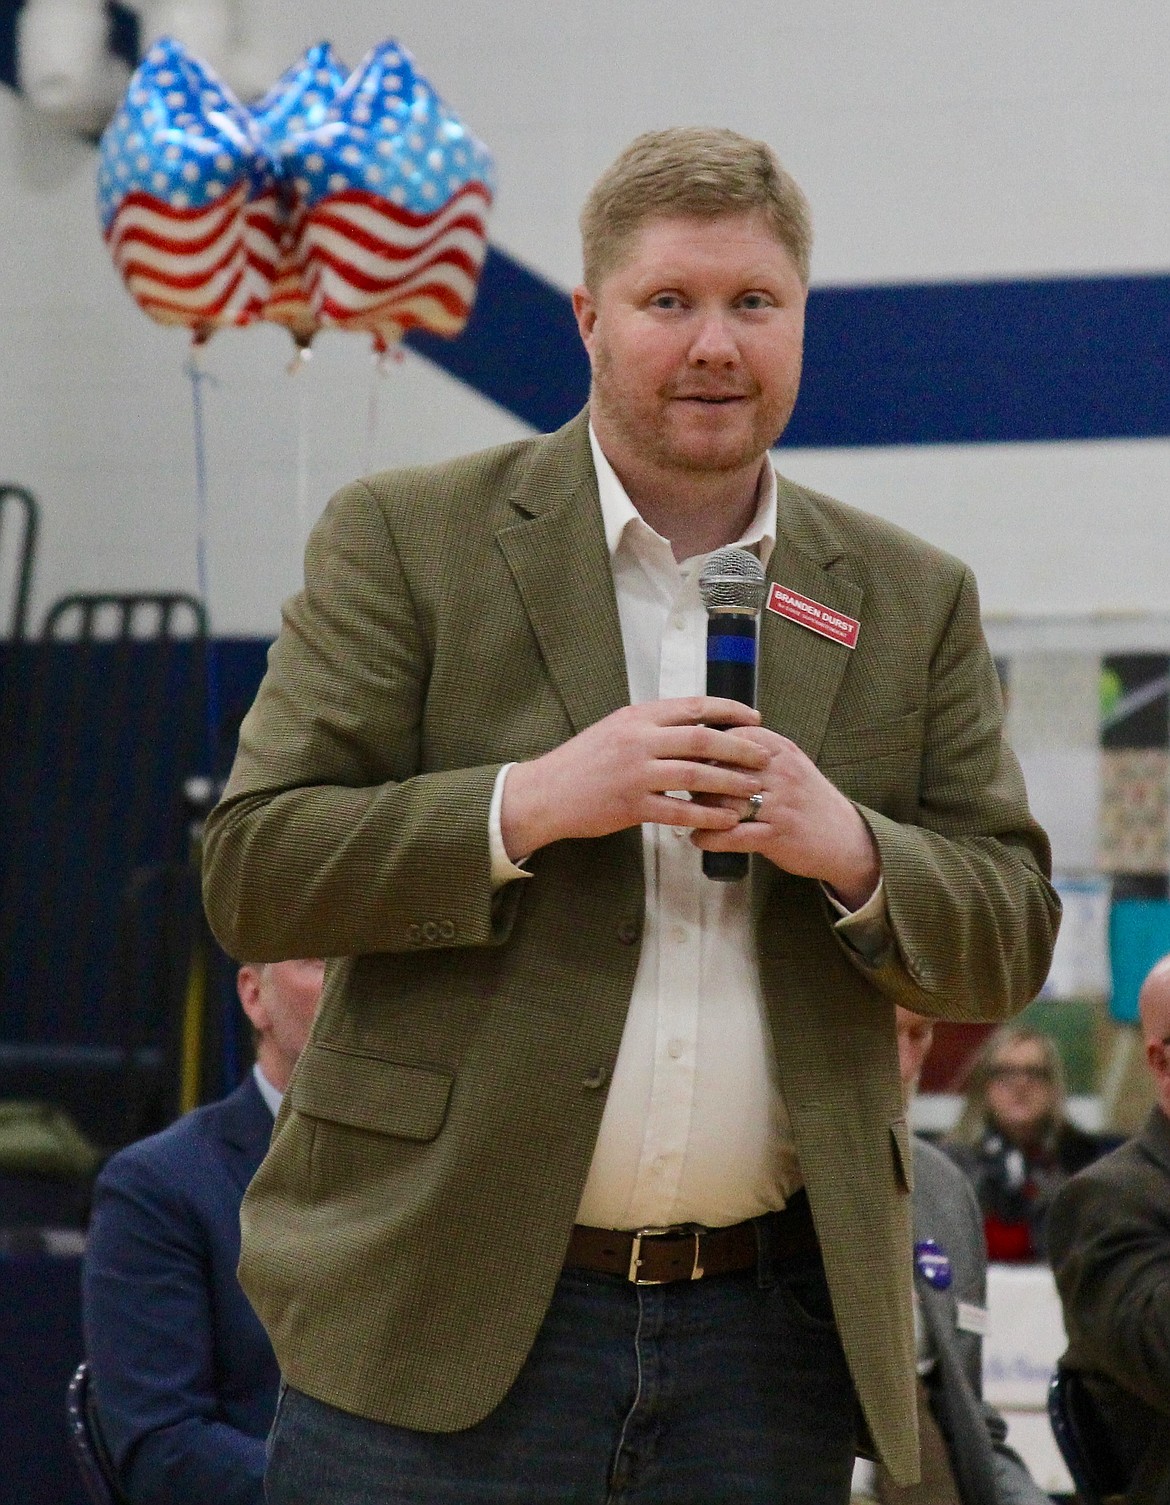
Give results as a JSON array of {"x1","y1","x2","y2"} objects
[{"x1": 83, "y1": 958, "x2": 324, "y2": 1505}]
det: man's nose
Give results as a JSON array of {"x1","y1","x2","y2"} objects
[{"x1": 687, "y1": 309, "x2": 738, "y2": 364}]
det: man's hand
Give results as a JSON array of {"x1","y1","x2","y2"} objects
[
  {"x1": 691, "y1": 727, "x2": 881, "y2": 909},
  {"x1": 500, "y1": 698, "x2": 767, "y2": 862}
]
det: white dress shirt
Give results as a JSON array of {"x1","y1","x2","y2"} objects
[{"x1": 490, "y1": 428, "x2": 888, "y2": 1230}]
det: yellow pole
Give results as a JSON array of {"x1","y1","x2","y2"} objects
[{"x1": 179, "y1": 942, "x2": 206, "y2": 1112}]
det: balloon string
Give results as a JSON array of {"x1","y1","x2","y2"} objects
[
  {"x1": 363, "y1": 344, "x2": 402, "y2": 475},
  {"x1": 293, "y1": 349, "x2": 312, "y2": 560},
  {"x1": 186, "y1": 345, "x2": 223, "y2": 779},
  {"x1": 363, "y1": 351, "x2": 381, "y2": 474}
]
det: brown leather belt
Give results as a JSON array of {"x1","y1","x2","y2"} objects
[{"x1": 565, "y1": 1189, "x2": 819, "y2": 1285}]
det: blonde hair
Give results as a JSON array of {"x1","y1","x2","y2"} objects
[
  {"x1": 949, "y1": 1024, "x2": 1067, "y2": 1149},
  {"x1": 579, "y1": 127, "x2": 813, "y2": 291}
]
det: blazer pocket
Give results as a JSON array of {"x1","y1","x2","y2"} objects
[
  {"x1": 291, "y1": 1041, "x2": 454, "y2": 1142},
  {"x1": 889, "y1": 1115, "x2": 914, "y2": 1196},
  {"x1": 818, "y1": 709, "x2": 924, "y2": 771}
]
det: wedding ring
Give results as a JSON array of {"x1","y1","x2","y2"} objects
[{"x1": 743, "y1": 792, "x2": 765, "y2": 823}]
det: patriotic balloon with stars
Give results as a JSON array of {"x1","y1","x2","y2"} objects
[
  {"x1": 98, "y1": 37, "x2": 278, "y2": 339},
  {"x1": 249, "y1": 41, "x2": 350, "y2": 348},
  {"x1": 276, "y1": 40, "x2": 496, "y2": 353}
]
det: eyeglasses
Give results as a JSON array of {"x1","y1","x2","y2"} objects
[{"x1": 988, "y1": 1064, "x2": 1053, "y2": 1085}]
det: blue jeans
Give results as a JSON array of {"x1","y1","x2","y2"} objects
[{"x1": 266, "y1": 1235, "x2": 858, "y2": 1504}]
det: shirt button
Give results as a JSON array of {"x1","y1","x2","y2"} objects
[
  {"x1": 672, "y1": 826, "x2": 687, "y2": 839},
  {"x1": 670, "y1": 923, "x2": 687, "y2": 945},
  {"x1": 671, "y1": 614, "x2": 685, "y2": 631},
  {"x1": 667, "y1": 1039, "x2": 683, "y2": 1060}
]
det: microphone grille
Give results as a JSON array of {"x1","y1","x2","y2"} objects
[{"x1": 698, "y1": 546, "x2": 767, "y2": 613}]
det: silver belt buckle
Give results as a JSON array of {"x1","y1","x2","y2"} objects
[{"x1": 627, "y1": 1226, "x2": 705, "y2": 1284}]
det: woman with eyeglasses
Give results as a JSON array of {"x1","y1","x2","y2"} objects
[{"x1": 943, "y1": 1026, "x2": 1105, "y2": 1263}]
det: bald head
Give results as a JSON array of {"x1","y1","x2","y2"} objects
[
  {"x1": 1139, "y1": 955, "x2": 1170, "y2": 1117},
  {"x1": 1139, "y1": 957, "x2": 1170, "y2": 1043}
]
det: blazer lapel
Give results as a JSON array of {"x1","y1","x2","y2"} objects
[
  {"x1": 496, "y1": 417, "x2": 630, "y2": 736},
  {"x1": 496, "y1": 438, "x2": 866, "y2": 754},
  {"x1": 217, "y1": 1075, "x2": 275, "y2": 1192},
  {"x1": 758, "y1": 528, "x2": 862, "y2": 765}
]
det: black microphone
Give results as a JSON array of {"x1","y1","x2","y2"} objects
[{"x1": 697, "y1": 546, "x2": 767, "y2": 882}]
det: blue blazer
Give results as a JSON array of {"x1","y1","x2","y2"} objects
[{"x1": 83, "y1": 1074, "x2": 279, "y2": 1505}]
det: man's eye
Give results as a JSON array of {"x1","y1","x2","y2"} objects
[
  {"x1": 739, "y1": 293, "x2": 774, "y2": 310},
  {"x1": 650, "y1": 294, "x2": 682, "y2": 309}
]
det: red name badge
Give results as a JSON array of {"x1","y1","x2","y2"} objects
[{"x1": 766, "y1": 584, "x2": 860, "y2": 649}]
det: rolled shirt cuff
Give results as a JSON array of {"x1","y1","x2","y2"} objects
[
  {"x1": 823, "y1": 877, "x2": 892, "y2": 965},
  {"x1": 488, "y1": 763, "x2": 532, "y2": 891}
]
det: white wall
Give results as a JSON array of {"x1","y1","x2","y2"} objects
[{"x1": 2, "y1": 1, "x2": 1168, "y2": 635}]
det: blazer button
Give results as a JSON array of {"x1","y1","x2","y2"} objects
[
  {"x1": 616, "y1": 919, "x2": 641, "y2": 946},
  {"x1": 438, "y1": 920, "x2": 455, "y2": 941},
  {"x1": 582, "y1": 1066, "x2": 609, "y2": 1090},
  {"x1": 407, "y1": 923, "x2": 421, "y2": 944},
  {"x1": 422, "y1": 921, "x2": 440, "y2": 943}
]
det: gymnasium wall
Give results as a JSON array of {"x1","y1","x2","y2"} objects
[{"x1": 1, "y1": 0, "x2": 1167, "y2": 639}]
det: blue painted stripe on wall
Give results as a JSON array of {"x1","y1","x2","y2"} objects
[
  {"x1": 410, "y1": 257, "x2": 1170, "y2": 447},
  {"x1": 787, "y1": 273, "x2": 1170, "y2": 448},
  {"x1": 406, "y1": 247, "x2": 591, "y2": 435}
]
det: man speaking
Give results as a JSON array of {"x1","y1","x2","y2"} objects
[{"x1": 202, "y1": 127, "x2": 1059, "y2": 1504}]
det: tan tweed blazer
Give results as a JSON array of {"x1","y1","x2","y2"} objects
[{"x1": 202, "y1": 409, "x2": 1059, "y2": 1484}]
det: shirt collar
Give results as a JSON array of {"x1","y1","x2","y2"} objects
[
  {"x1": 252, "y1": 1060, "x2": 282, "y2": 1119},
  {"x1": 589, "y1": 422, "x2": 777, "y2": 568}
]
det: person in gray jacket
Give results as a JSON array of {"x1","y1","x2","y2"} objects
[{"x1": 854, "y1": 1009, "x2": 1050, "y2": 1505}]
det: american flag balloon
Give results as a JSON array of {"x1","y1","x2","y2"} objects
[
  {"x1": 250, "y1": 41, "x2": 348, "y2": 145},
  {"x1": 98, "y1": 38, "x2": 278, "y2": 337},
  {"x1": 276, "y1": 40, "x2": 496, "y2": 351},
  {"x1": 249, "y1": 42, "x2": 349, "y2": 347}
]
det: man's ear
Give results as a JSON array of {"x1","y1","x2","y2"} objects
[
  {"x1": 572, "y1": 284, "x2": 598, "y2": 354},
  {"x1": 236, "y1": 965, "x2": 268, "y2": 1035}
]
